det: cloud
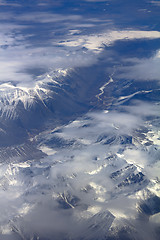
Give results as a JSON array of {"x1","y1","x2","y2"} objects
[
  {"x1": 0, "y1": 11, "x2": 101, "y2": 87},
  {"x1": 0, "y1": 43, "x2": 95, "y2": 86},
  {"x1": 59, "y1": 30, "x2": 160, "y2": 52},
  {"x1": 1, "y1": 7, "x2": 160, "y2": 88},
  {"x1": 0, "y1": 0, "x2": 21, "y2": 7},
  {"x1": 0, "y1": 20, "x2": 96, "y2": 87},
  {"x1": 150, "y1": 1, "x2": 160, "y2": 6},
  {"x1": 0, "y1": 2, "x2": 159, "y2": 239},
  {"x1": 116, "y1": 49, "x2": 160, "y2": 82},
  {"x1": 15, "y1": 12, "x2": 82, "y2": 23},
  {"x1": 0, "y1": 101, "x2": 159, "y2": 239},
  {"x1": 122, "y1": 100, "x2": 160, "y2": 117}
]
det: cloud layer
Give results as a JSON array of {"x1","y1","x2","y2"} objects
[
  {"x1": 1, "y1": 3, "x2": 160, "y2": 88},
  {"x1": 0, "y1": 1, "x2": 160, "y2": 239},
  {"x1": 116, "y1": 49, "x2": 160, "y2": 82},
  {"x1": 0, "y1": 101, "x2": 159, "y2": 239},
  {"x1": 59, "y1": 30, "x2": 160, "y2": 52}
]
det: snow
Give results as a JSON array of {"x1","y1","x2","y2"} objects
[
  {"x1": 96, "y1": 77, "x2": 114, "y2": 100},
  {"x1": 0, "y1": 68, "x2": 68, "y2": 119},
  {"x1": 39, "y1": 146, "x2": 57, "y2": 156},
  {"x1": 87, "y1": 206, "x2": 102, "y2": 215}
]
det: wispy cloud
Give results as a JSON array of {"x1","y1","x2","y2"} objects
[
  {"x1": 150, "y1": 1, "x2": 160, "y2": 6},
  {"x1": 0, "y1": 19, "x2": 96, "y2": 86},
  {"x1": 1, "y1": 6, "x2": 159, "y2": 88},
  {"x1": 15, "y1": 12, "x2": 82, "y2": 23},
  {"x1": 0, "y1": 11, "x2": 101, "y2": 87},
  {"x1": 116, "y1": 49, "x2": 160, "y2": 82},
  {"x1": 59, "y1": 30, "x2": 160, "y2": 52},
  {"x1": 0, "y1": 0, "x2": 21, "y2": 7},
  {"x1": 0, "y1": 43, "x2": 95, "y2": 86},
  {"x1": 0, "y1": 1, "x2": 159, "y2": 239}
]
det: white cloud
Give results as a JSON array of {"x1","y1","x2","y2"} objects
[
  {"x1": 15, "y1": 12, "x2": 82, "y2": 23},
  {"x1": 0, "y1": 101, "x2": 159, "y2": 239},
  {"x1": 117, "y1": 49, "x2": 160, "y2": 82},
  {"x1": 59, "y1": 30, "x2": 160, "y2": 52},
  {"x1": 0, "y1": 22, "x2": 96, "y2": 86},
  {"x1": 0, "y1": 10, "x2": 101, "y2": 87},
  {"x1": 0, "y1": 0, "x2": 21, "y2": 7},
  {"x1": 1, "y1": 9, "x2": 160, "y2": 88},
  {"x1": 150, "y1": 1, "x2": 160, "y2": 6},
  {"x1": 122, "y1": 101, "x2": 160, "y2": 117}
]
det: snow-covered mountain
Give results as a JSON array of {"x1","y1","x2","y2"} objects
[
  {"x1": 0, "y1": 1, "x2": 160, "y2": 237},
  {"x1": 0, "y1": 43, "x2": 159, "y2": 237},
  {"x1": 0, "y1": 94, "x2": 159, "y2": 239},
  {"x1": 0, "y1": 68, "x2": 91, "y2": 146}
]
